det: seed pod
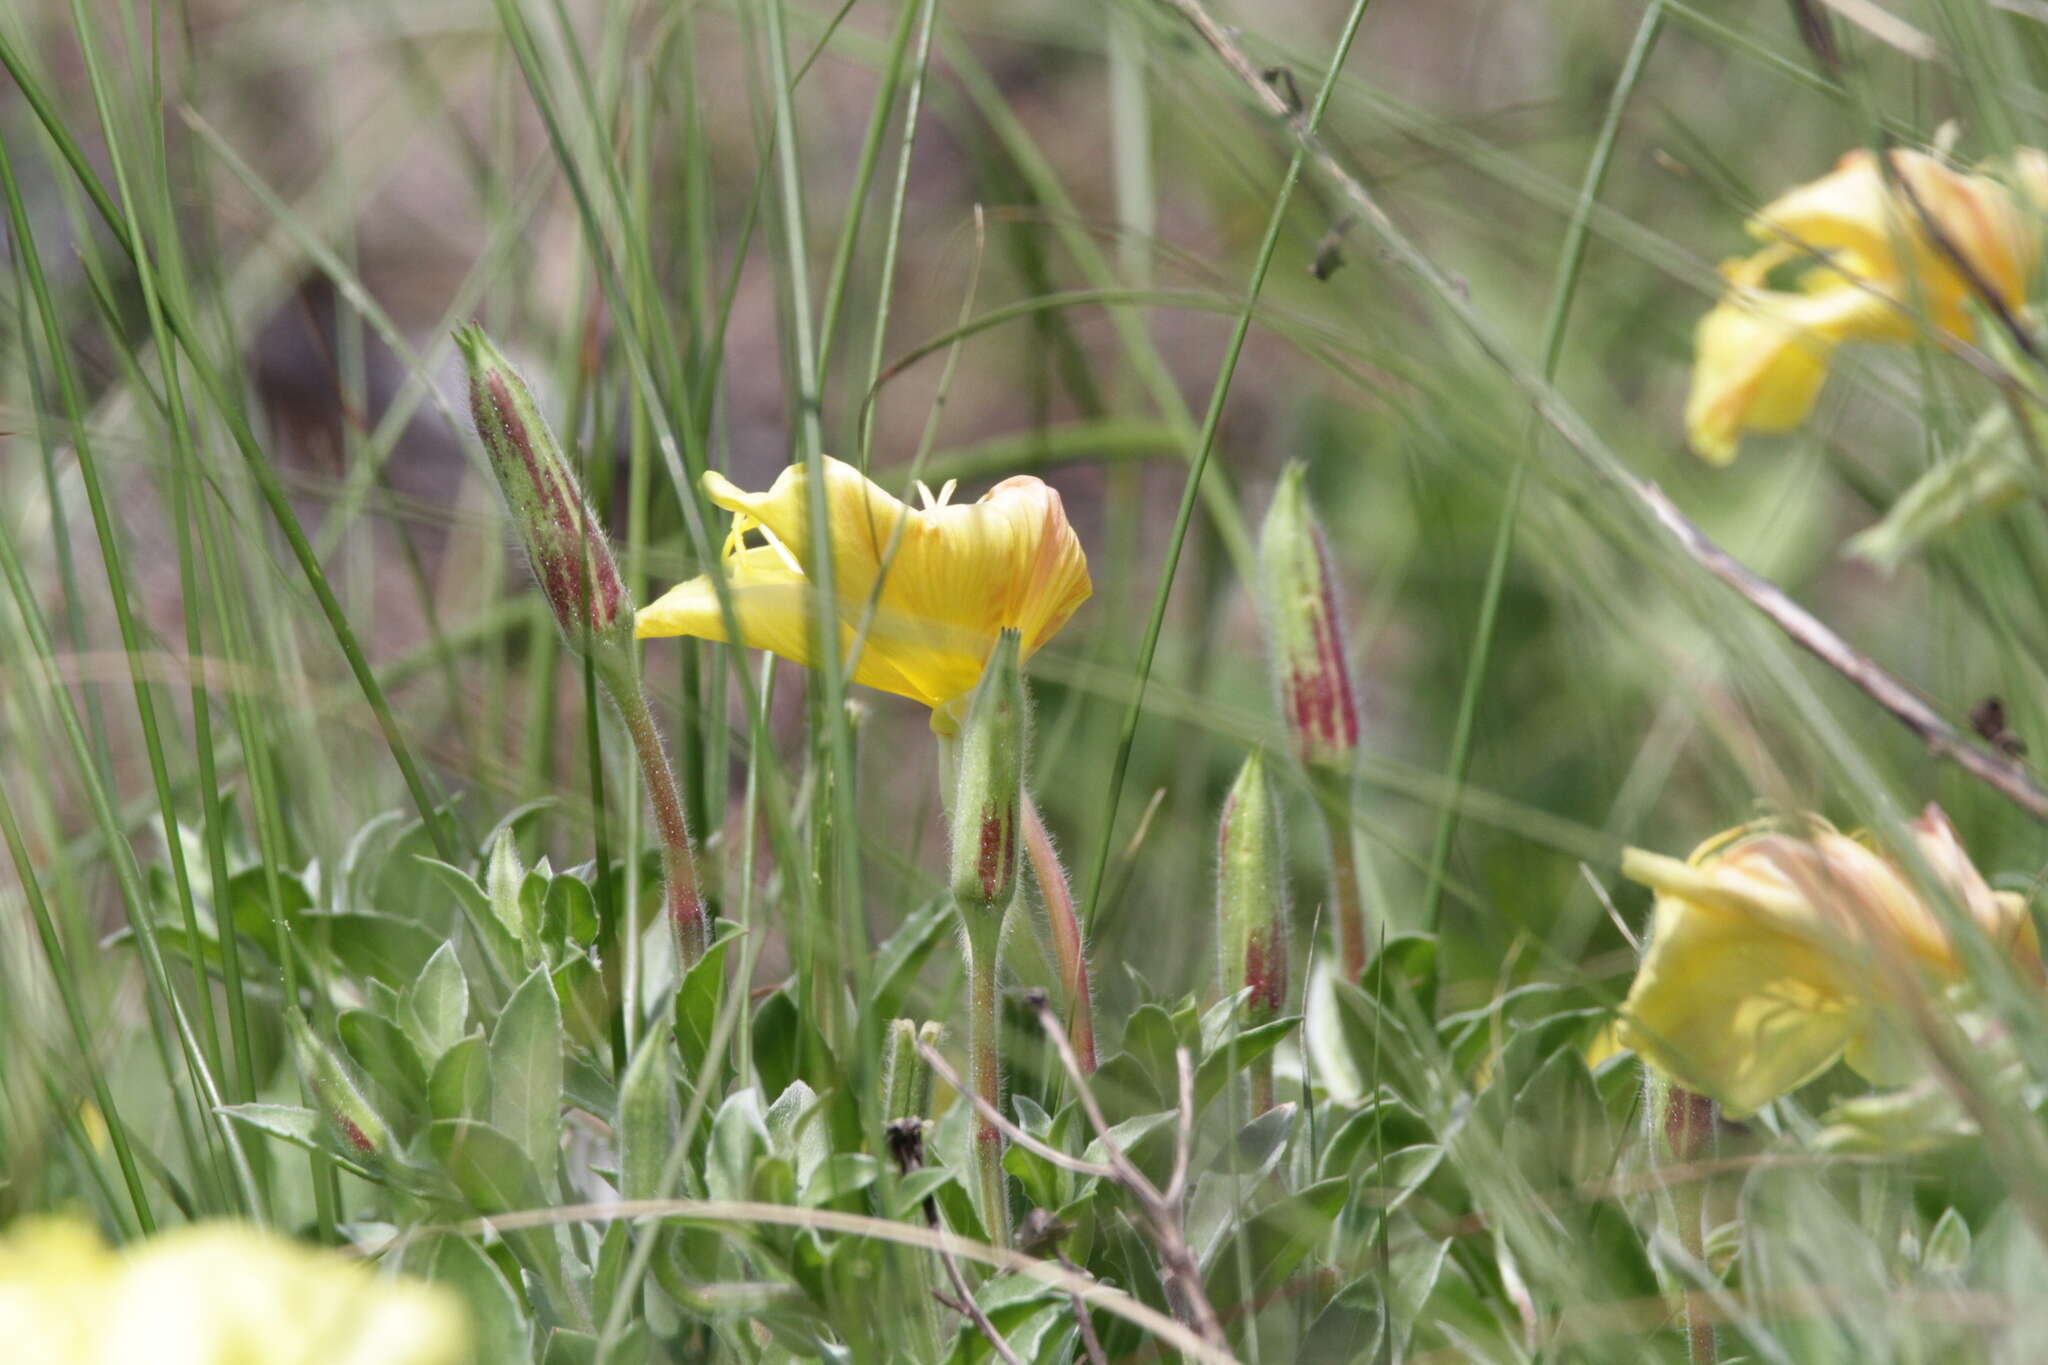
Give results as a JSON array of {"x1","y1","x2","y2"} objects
[
  {"x1": 285, "y1": 1007, "x2": 394, "y2": 1162},
  {"x1": 1218, "y1": 751, "x2": 1288, "y2": 1032},
  {"x1": 1258, "y1": 462, "x2": 1360, "y2": 772},
  {"x1": 949, "y1": 630, "x2": 1027, "y2": 940},
  {"x1": 881, "y1": 1019, "x2": 942, "y2": 1123},
  {"x1": 456, "y1": 324, "x2": 630, "y2": 655}
]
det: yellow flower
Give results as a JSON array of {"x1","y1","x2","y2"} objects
[
  {"x1": 0, "y1": 1217, "x2": 472, "y2": 1365},
  {"x1": 1686, "y1": 147, "x2": 2040, "y2": 464},
  {"x1": 1615, "y1": 806, "x2": 2039, "y2": 1117},
  {"x1": 636, "y1": 458, "x2": 1091, "y2": 723}
]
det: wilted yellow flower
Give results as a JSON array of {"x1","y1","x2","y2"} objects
[
  {"x1": 0, "y1": 1217, "x2": 471, "y2": 1365},
  {"x1": 637, "y1": 458, "x2": 1091, "y2": 724},
  {"x1": 1615, "y1": 806, "x2": 2039, "y2": 1117},
  {"x1": 1686, "y1": 147, "x2": 2041, "y2": 464}
]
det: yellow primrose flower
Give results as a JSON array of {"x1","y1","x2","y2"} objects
[
  {"x1": 1686, "y1": 147, "x2": 2041, "y2": 464},
  {"x1": 1615, "y1": 806, "x2": 2039, "y2": 1117},
  {"x1": 0, "y1": 1217, "x2": 472, "y2": 1365},
  {"x1": 637, "y1": 457, "x2": 1091, "y2": 724}
]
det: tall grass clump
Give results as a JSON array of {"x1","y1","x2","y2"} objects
[{"x1": 13, "y1": 0, "x2": 2048, "y2": 1361}]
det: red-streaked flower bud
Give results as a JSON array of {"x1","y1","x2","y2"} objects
[
  {"x1": 456, "y1": 324, "x2": 629, "y2": 653},
  {"x1": 1218, "y1": 750, "x2": 1289, "y2": 1032},
  {"x1": 949, "y1": 630, "x2": 1027, "y2": 939},
  {"x1": 285, "y1": 1007, "x2": 394, "y2": 1163},
  {"x1": 1258, "y1": 462, "x2": 1360, "y2": 771}
]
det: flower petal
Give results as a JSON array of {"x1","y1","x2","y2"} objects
[
  {"x1": 1684, "y1": 273, "x2": 1903, "y2": 463},
  {"x1": 646, "y1": 458, "x2": 1091, "y2": 711},
  {"x1": 1617, "y1": 891, "x2": 1858, "y2": 1117},
  {"x1": 635, "y1": 551, "x2": 930, "y2": 703}
]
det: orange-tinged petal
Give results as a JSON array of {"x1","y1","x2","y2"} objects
[
  {"x1": 639, "y1": 457, "x2": 1091, "y2": 712},
  {"x1": 1689, "y1": 146, "x2": 2043, "y2": 462}
]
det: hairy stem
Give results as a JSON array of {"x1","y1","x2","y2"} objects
[
  {"x1": 606, "y1": 657, "x2": 708, "y2": 965},
  {"x1": 1312, "y1": 769, "x2": 1369, "y2": 983},
  {"x1": 1022, "y1": 796, "x2": 1095, "y2": 1072},
  {"x1": 966, "y1": 933, "x2": 1009, "y2": 1246}
]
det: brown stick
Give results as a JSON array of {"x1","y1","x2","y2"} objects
[
  {"x1": 1636, "y1": 484, "x2": 2048, "y2": 821},
  {"x1": 1027, "y1": 992, "x2": 1229, "y2": 1349}
]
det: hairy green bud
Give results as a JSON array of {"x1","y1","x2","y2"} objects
[
  {"x1": 456, "y1": 324, "x2": 631, "y2": 657},
  {"x1": 949, "y1": 630, "x2": 1027, "y2": 937},
  {"x1": 1258, "y1": 462, "x2": 1360, "y2": 771},
  {"x1": 285, "y1": 1007, "x2": 394, "y2": 1162},
  {"x1": 1218, "y1": 750, "x2": 1288, "y2": 1031},
  {"x1": 881, "y1": 1019, "x2": 942, "y2": 1122}
]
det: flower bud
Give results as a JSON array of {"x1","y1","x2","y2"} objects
[
  {"x1": 1846, "y1": 403, "x2": 2031, "y2": 574},
  {"x1": 1258, "y1": 463, "x2": 1360, "y2": 771},
  {"x1": 285, "y1": 1007, "x2": 394, "y2": 1162},
  {"x1": 949, "y1": 630, "x2": 1027, "y2": 936},
  {"x1": 456, "y1": 324, "x2": 630, "y2": 655},
  {"x1": 1218, "y1": 750, "x2": 1288, "y2": 1029},
  {"x1": 881, "y1": 1019, "x2": 942, "y2": 1122}
]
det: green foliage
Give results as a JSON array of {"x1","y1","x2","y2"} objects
[{"x1": 16, "y1": 0, "x2": 2048, "y2": 1360}]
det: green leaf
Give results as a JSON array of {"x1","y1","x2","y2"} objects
[
  {"x1": 430, "y1": 1032, "x2": 489, "y2": 1123},
  {"x1": 416, "y1": 856, "x2": 521, "y2": 985},
  {"x1": 1117, "y1": 1003, "x2": 1180, "y2": 1098},
  {"x1": 618, "y1": 1021, "x2": 677, "y2": 1202},
  {"x1": 215, "y1": 1103, "x2": 376, "y2": 1179},
  {"x1": 1206, "y1": 1176, "x2": 1349, "y2": 1315},
  {"x1": 338, "y1": 1008, "x2": 429, "y2": 1121},
  {"x1": 1195, "y1": 1013, "x2": 1298, "y2": 1113},
  {"x1": 867, "y1": 897, "x2": 953, "y2": 1021},
  {"x1": 802, "y1": 1152, "x2": 879, "y2": 1207},
  {"x1": 889, "y1": 1167, "x2": 956, "y2": 1221},
  {"x1": 429, "y1": 1118, "x2": 581, "y2": 1325},
  {"x1": 487, "y1": 829, "x2": 542, "y2": 966},
  {"x1": 1081, "y1": 1110, "x2": 1175, "y2": 1180},
  {"x1": 550, "y1": 955, "x2": 609, "y2": 1053},
  {"x1": 707, "y1": 1088, "x2": 769, "y2": 1204},
  {"x1": 415, "y1": 1232, "x2": 532, "y2": 1362},
  {"x1": 674, "y1": 922, "x2": 740, "y2": 1080},
  {"x1": 491, "y1": 964, "x2": 565, "y2": 1186},
  {"x1": 404, "y1": 942, "x2": 470, "y2": 1063},
  {"x1": 318, "y1": 911, "x2": 447, "y2": 993},
  {"x1": 540, "y1": 1329, "x2": 600, "y2": 1365},
  {"x1": 544, "y1": 874, "x2": 600, "y2": 951},
  {"x1": 765, "y1": 1080, "x2": 827, "y2": 1190}
]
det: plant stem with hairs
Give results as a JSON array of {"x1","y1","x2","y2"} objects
[
  {"x1": 1023, "y1": 796, "x2": 1096, "y2": 1072},
  {"x1": 458, "y1": 324, "x2": 707, "y2": 966},
  {"x1": 949, "y1": 631, "x2": 1028, "y2": 1245},
  {"x1": 602, "y1": 655, "x2": 709, "y2": 965}
]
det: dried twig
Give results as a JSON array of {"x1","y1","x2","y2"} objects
[
  {"x1": 1059, "y1": 1248, "x2": 1112, "y2": 1365},
  {"x1": 1027, "y1": 990, "x2": 1228, "y2": 1348},
  {"x1": 1153, "y1": 0, "x2": 2048, "y2": 829},
  {"x1": 1637, "y1": 484, "x2": 2048, "y2": 821},
  {"x1": 889, "y1": 1119, "x2": 1028, "y2": 1365},
  {"x1": 914, "y1": 1035, "x2": 1116, "y2": 1181}
]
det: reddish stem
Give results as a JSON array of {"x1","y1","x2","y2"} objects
[
  {"x1": 613, "y1": 677, "x2": 708, "y2": 964},
  {"x1": 1022, "y1": 796, "x2": 1095, "y2": 1073},
  {"x1": 1314, "y1": 774, "x2": 1368, "y2": 982}
]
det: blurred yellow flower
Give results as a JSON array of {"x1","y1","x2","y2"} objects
[
  {"x1": 1686, "y1": 147, "x2": 2041, "y2": 464},
  {"x1": 637, "y1": 458, "x2": 1091, "y2": 723},
  {"x1": 0, "y1": 1218, "x2": 471, "y2": 1365},
  {"x1": 1615, "y1": 806, "x2": 2039, "y2": 1117}
]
